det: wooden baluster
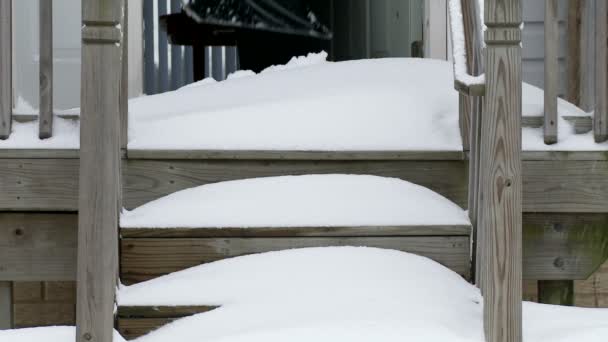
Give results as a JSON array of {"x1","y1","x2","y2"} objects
[
  {"x1": 77, "y1": 0, "x2": 123, "y2": 341},
  {"x1": 0, "y1": 0, "x2": 12, "y2": 139},
  {"x1": 459, "y1": 0, "x2": 485, "y2": 284},
  {"x1": 480, "y1": 0, "x2": 523, "y2": 341},
  {"x1": 595, "y1": 0, "x2": 608, "y2": 142},
  {"x1": 544, "y1": 0, "x2": 558, "y2": 144},
  {"x1": 120, "y1": 0, "x2": 128, "y2": 150},
  {"x1": 39, "y1": 0, "x2": 53, "y2": 139}
]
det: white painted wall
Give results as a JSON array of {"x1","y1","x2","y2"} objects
[{"x1": 424, "y1": 0, "x2": 448, "y2": 60}]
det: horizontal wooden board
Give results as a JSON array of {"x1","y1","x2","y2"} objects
[
  {"x1": 127, "y1": 150, "x2": 466, "y2": 161},
  {"x1": 522, "y1": 213, "x2": 608, "y2": 280},
  {"x1": 0, "y1": 149, "x2": 80, "y2": 159},
  {"x1": 117, "y1": 317, "x2": 176, "y2": 340},
  {"x1": 0, "y1": 159, "x2": 79, "y2": 211},
  {"x1": 120, "y1": 236, "x2": 471, "y2": 284},
  {"x1": 522, "y1": 115, "x2": 592, "y2": 134},
  {"x1": 116, "y1": 305, "x2": 219, "y2": 339},
  {"x1": 117, "y1": 305, "x2": 218, "y2": 318},
  {"x1": 123, "y1": 159, "x2": 469, "y2": 210},
  {"x1": 120, "y1": 225, "x2": 472, "y2": 238},
  {"x1": 0, "y1": 213, "x2": 77, "y2": 281},
  {"x1": 1, "y1": 158, "x2": 608, "y2": 213}
]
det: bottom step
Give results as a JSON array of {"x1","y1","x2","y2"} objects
[{"x1": 117, "y1": 306, "x2": 218, "y2": 340}]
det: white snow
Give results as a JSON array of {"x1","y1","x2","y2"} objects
[
  {"x1": 0, "y1": 326, "x2": 126, "y2": 342},
  {"x1": 1, "y1": 53, "x2": 604, "y2": 151},
  {"x1": 448, "y1": 0, "x2": 485, "y2": 86},
  {"x1": 128, "y1": 56, "x2": 463, "y2": 151},
  {"x1": 120, "y1": 174, "x2": 470, "y2": 228},
  {"x1": 2, "y1": 248, "x2": 607, "y2": 341},
  {"x1": 0, "y1": 117, "x2": 79, "y2": 149},
  {"x1": 116, "y1": 247, "x2": 608, "y2": 342}
]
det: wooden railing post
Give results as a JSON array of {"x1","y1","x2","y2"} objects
[
  {"x1": 39, "y1": 0, "x2": 53, "y2": 139},
  {"x1": 480, "y1": 0, "x2": 522, "y2": 341},
  {"x1": 595, "y1": 0, "x2": 608, "y2": 142},
  {"x1": 77, "y1": 0, "x2": 123, "y2": 341},
  {"x1": 120, "y1": 0, "x2": 128, "y2": 150},
  {"x1": 544, "y1": 0, "x2": 558, "y2": 144},
  {"x1": 0, "y1": 0, "x2": 12, "y2": 140}
]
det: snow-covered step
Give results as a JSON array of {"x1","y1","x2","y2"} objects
[{"x1": 119, "y1": 174, "x2": 472, "y2": 284}]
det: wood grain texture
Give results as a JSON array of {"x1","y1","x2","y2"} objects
[
  {"x1": 575, "y1": 259, "x2": 608, "y2": 307},
  {"x1": 522, "y1": 115, "x2": 591, "y2": 134},
  {"x1": 77, "y1": 2, "x2": 123, "y2": 341},
  {"x1": 481, "y1": 0, "x2": 523, "y2": 339},
  {"x1": 123, "y1": 159, "x2": 468, "y2": 210},
  {"x1": 117, "y1": 305, "x2": 218, "y2": 339},
  {"x1": 566, "y1": 0, "x2": 582, "y2": 106},
  {"x1": 12, "y1": 281, "x2": 76, "y2": 328},
  {"x1": 544, "y1": 0, "x2": 558, "y2": 144},
  {"x1": 38, "y1": 0, "x2": 53, "y2": 139},
  {"x1": 459, "y1": 94, "x2": 471, "y2": 151},
  {"x1": 0, "y1": 159, "x2": 79, "y2": 211},
  {"x1": 120, "y1": 236, "x2": 471, "y2": 284},
  {"x1": 595, "y1": 0, "x2": 608, "y2": 142},
  {"x1": 0, "y1": 282, "x2": 11, "y2": 328},
  {"x1": 120, "y1": 225, "x2": 472, "y2": 238},
  {"x1": 0, "y1": 0, "x2": 11, "y2": 139},
  {"x1": 0, "y1": 213, "x2": 77, "y2": 281},
  {"x1": 120, "y1": 0, "x2": 128, "y2": 150}
]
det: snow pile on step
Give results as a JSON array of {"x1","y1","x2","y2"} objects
[
  {"x1": 0, "y1": 117, "x2": 79, "y2": 149},
  {"x1": 120, "y1": 174, "x2": 470, "y2": 228},
  {"x1": 119, "y1": 247, "x2": 484, "y2": 342},
  {"x1": 128, "y1": 56, "x2": 463, "y2": 151},
  {"x1": 117, "y1": 247, "x2": 608, "y2": 342},
  {"x1": 0, "y1": 326, "x2": 126, "y2": 342}
]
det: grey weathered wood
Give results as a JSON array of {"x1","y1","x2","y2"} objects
[
  {"x1": 522, "y1": 115, "x2": 592, "y2": 134},
  {"x1": 595, "y1": 0, "x2": 608, "y2": 142},
  {"x1": 0, "y1": 213, "x2": 77, "y2": 281},
  {"x1": 0, "y1": 149, "x2": 80, "y2": 159},
  {"x1": 2, "y1": 157, "x2": 608, "y2": 212},
  {"x1": 120, "y1": 225, "x2": 472, "y2": 238},
  {"x1": 39, "y1": 0, "x2": 53, "y2": 139},
  {"x1": 13, "y1": 113, "x2": 79, "y2": 122},
  {"x1": 0, "y1": 282, "x2": 11, "y2": 329},
  {"x1": 126, "y1": 149, "x2": 465, "y2": 160},
  {"x1": 120, "y1": 0, "x2": 129, "y2": 150},
  {"x1": 566, "y1": 0, "x2": 582, "y2": 107},
  {"x1": 122, "y1": 159, "x2": 468, "y2": 210},
  {"x1": 116, "y1": 305, "x2": 217, "y2": 339},
  {"x1": 538, "y1": 280, "x2": 573, "y2": 305},
  {"x1": 454, "y1": 79, "x2": 486, "y2": 96},
  {"x1": 121, "y1": 236, "x2": 471, "y2": 284},
  {"x1": 77, "y1": 0, "x2": 123, "y2": 341},
  {"x1": 579, "y1": 0, "x2": 595, "y2": 112},
  {"x1": 544, "y1": 0, "x2": 558, "y2": 144},
  {"x1": 459, "y1": 95, "x2": 471, "y2": 151},
  {"x1": 0, "y1": 0, "x2": 12, "y2": 139},
  {"x1": 481, "y1": 0, "x2": 523, "y2": 340}
]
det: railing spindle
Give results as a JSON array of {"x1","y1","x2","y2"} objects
[
  {"x1": 39, "y1": 0, "x2": 53, "y2": 139},
  {"x1": 0, "y1": 0, "x2": 12, "y2": 139},
  {"x1": 544, "y1": 0, "x2": 558, "y2": 144},
  {"x1": 595, "y1": 0, "x2": 608, "y2": 142}
]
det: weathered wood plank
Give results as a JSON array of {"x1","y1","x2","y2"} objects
[
  {"x1": 0, "y1": 159, "x2": 79, "y2": 211},
  {"x1": 117, "y1": 305, "x2": 217, "y2": 319},
  {"x1": 77, "y1": 1, "x2": 123, "y2": 341},
  {"x1": 116, "y1": 305, "x2": 218, "y2": 340},
  {"x1": 454, "y1": 79, "x2": 486, "y2": 96},
  {"x1": 0, "y1": 149, "x2": 80, "y2": 159},
  {"x1": 38, "y1": 0, "x2": 53, "y2": 139},
  {"x1": 120, "y1": 225, "x2": 472, "y2": 238},
  {"x1": 575, "y1": 259, "x2": 608, "y2": 307},
  {"x1": 126, "y1": 150, "x2": 466, "y2": 161},
  {"x1": 481, "y1": 0, "x2": 523, "y2": 339},
  {"x1": 1, "y1": 158, "x2": 608, "y2": 213},
  {"x1": 117, "y1": 318, "x2": 176, "y2": 340},
  {"x1": 595, "y1": 0, "x2": 608, "y2": 142},
  {"x1": 0, "y1": 282, "x2": 11, "y2": 328},
  {"x1": 544, "y1": 0, "x2": 558, "y2": 144},
  {"x1": 120, "y1": 0, "x2": 129, "y2": 150},
  {"x1": 0, "y1": 213, "x2": 77, "y2": 281},
  {"x1": 522, "y1": 115, "x2": 591, "y2": 134},
  {"x1": 120, "y1": 236, "x2": 471, "y2": 284},
  {"x1": 566, "y1": 0, "x2": 582, "y2": 106},
  {"x1": 0, "y1": 0, "x2": 12, "y2": 139},
  {"x1": 522, "y1": 213, "x2": 608, "y2": 280},
  {"x1": 123, "y1": 159, "x2": 468, "y2": 210},
  {"x1": 538, "y1": 280, "x2": 573, "y2": 305}
]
